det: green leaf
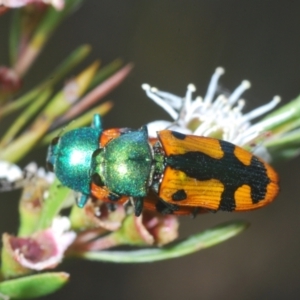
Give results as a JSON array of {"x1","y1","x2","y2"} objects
[
  {"x1": 50, "y1": 62, "x2": 132, "y2": 126},
  {"x1": 89, "y1": 58, "x2": 123, "y2": 90},
  {"x1": 265, "y1": 129, "x2": 300, "y2": 161},
  {"x1": 261, "y1": 94, "x2": 300, "y2": 133},
  {"x1": 9, "y1": 10, "x2": 22, "y2": 65},
  {"x1": 1, "y1": 234, "x2": 32, "y2": 279},
  {"x1": 36, "y1": 179, "x2": 71, "y2": 230},
  {"x1": 0, "y1": 45, "x2": 91, "y2": 118},
  {"x1": 41, "y1": 101, "x2": 113, "y2": 145},
  {"x1": 26, "y1": 0, "x2": 84, "y2": 60},
  {"x1": 0, "y1": 89, "x2": 52, "y2": 147},
  {"x1": 79, "y1": 221, "x2": 248, "y2": 263},
  {"x1": 0, "y1": 272, "x2": 69, "y2": 299}
]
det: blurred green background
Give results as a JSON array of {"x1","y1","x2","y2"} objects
[{"x1": 0, "y1": 1, "x2": 300, "y2": 299}]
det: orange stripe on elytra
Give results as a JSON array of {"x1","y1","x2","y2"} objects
[
  {"x1": 158, "y1": 130, "x2": 224, "y2": 159},
  {"x1": 264, "y1": 162, "x2": 279, "y2": 187},
  {"x1": 234, "y1": 181, "x2": 279, "y2": 211},
  {"x1": 234, "y1": 185, "x2": 254, "y2": 210},
  {"x1": 158, "y1": 166, "x2": 224, "y2": 210},
  {"x1": 233, "y1": 146, "x2": 252, "y2": 166}
]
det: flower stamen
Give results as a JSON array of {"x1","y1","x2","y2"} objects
[
  {"x1": 228, "y1": 80, "x2": 251, "y2": 105},
  {"x1": 204, "y1": 67, "x2": 224, "y2": 105},
  {"x1": 144, "y1": 67, "x2": 282, "y2": 162}
]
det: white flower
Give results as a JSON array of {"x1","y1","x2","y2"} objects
[
  {"x1": 43, "y1": 0, "x2": 64, "y2": 10},
  {"x1": 0, "y1": 0, "x2": 64, "y2": 10},
  {"x1": 10, "y1": 217, "x2": 76, "y2": 270},
  {"x1": 24, "y1": 162, "x2": 55, "y2": 185},
  {"x1": 0, "y1": 160, "x2": 23, "y2": 191},
  {"x1": 144, "y1": 67, "x2": 281, "y2": 161},
  {"x1": 0, "y1": 161, "x2": 55, "y2": 192}
]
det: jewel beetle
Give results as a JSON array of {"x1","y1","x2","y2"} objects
[{"x1": 47, "y1": 114, "x2": 279, "y2": 216}]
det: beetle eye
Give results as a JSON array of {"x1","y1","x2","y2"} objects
[
  {"x1": 92, "y1": 173, "x2": 104, "y2": 186},
  {"x1": 51, "y1": 136, "x2": 60, "y2": 146},
  {"x1": 92, "y1": 148, "x2": 103, "y2": 158},
  {"x1": 46, "y1": 162, "x2": 54, "y2": 172}
]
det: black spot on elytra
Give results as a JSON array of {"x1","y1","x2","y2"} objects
[
  {"x1": 172, "y1": 189, "x2": 187, "y2": 201},
  {"x1": 166, "y1": 139, "x2": 271, "y2": 211},
  {"x1": 171, "y1": 131, "x2": 186, "y2": 140}
]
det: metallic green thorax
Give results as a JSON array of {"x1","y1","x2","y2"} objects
[{"x1": 92, "y1": 127, "x2": 152, "y2": 197}]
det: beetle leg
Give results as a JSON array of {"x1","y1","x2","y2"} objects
[
  {"x1": 190, "y1": 207, "x2": 200, "y2": 219},
  {"x1": 107, "y1": 192, "x2": 121, "y2": 202},
  {"x1": 76, "y1": 193, "x2": 90, "y2": 208},
  {"x1": 105, "y1": 202, "x2": 117, "y2": 212},
  {"x1": 133, "y1": 197, "x2": 144, "y2": 217},
  {"x1": 156, "y1": 198, "x2": 180, "y2": 215}
]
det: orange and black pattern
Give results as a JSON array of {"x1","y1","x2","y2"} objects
[{"x1": 156, "y1": 130, "x2": 279, "y2": 213}]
